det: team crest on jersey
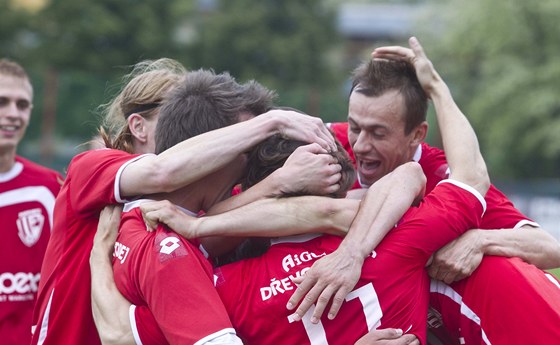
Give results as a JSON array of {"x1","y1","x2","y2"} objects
[{"x1": 16, "y1": 208, "x2": 44, "y2": 247}]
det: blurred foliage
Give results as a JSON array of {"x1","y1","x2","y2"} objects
[
  {"x1": 2, "y1": 0, "x2": 559, "y2": 178},
  {"x1": 420, "y1": 0, "x2": 560, "y2": 178},
  {"x1": 1, "y1": 0, "x2": 347, "y2": 156},
  {"x1": 186, "y1": 0, "x2": 345, "y2": 120}
]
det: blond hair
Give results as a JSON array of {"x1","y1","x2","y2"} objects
[{"x1": 97, "y1": 58, "x2": 186, "y2": 153}]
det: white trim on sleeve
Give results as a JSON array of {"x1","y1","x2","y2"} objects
[
  {"x1": 436, "y1": 179, "x2": 487, "y2": 216},
  {"x1": 114, "y1": 154, "x2": 155, "y2": 203},
  {"x1": 129, "y1": 305, "x2": 143, "y2": 345},
  {"x1": 194, "y1": 328, "x2": 243, "y2": 345},
  {"x1": 513, "y1": 219, "x2": 540, "y2": 229}
]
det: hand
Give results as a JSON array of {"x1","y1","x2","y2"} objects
[
  {"x1": 92, "y1": 205, "x2": 123, "y2": 260},
  {"x1": 372, "y1": 37, "x2": 443, "y2": 98},
  {"x1": 273, "y1": 143, "x2": 342, "y2": 196},
  {"x1": 428, "y1": 229, "x2": 484, "y2": 283},
  {"x1": 267, "y1": 109, "x2": 338, "y2": 152},
  {"x1": 140, "y1": 200, "x2": 199, "y2": 238},
  {"x1": 355, "y1": 329, "x2": 419, "y2": 345},
  {"x1": 287, "y1": 246, "x2": 364, "y2": 323}
]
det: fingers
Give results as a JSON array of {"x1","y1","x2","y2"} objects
[
  {"x1": 310, "y1": 285, "x2": 336, "y2": 323},
  {"x1": 327, "y1": 286, "x2": 350, "y2": 320},
  {"x1": 286, "y1": 275, "x2": 319, "y2": 319},
  {"x1": 296, "y1": 142, "x2": 328, "y2": 155},
  {"x1": 402, "y1": 334, "x2": 420, "y2": 344}
]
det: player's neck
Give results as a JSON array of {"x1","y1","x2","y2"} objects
[
  {"x1": 148, "y1": 186, "x2": 204, "y2": 215},
  {"x1": 0, "y1": 148, "x2": 16, "y2": 173}
]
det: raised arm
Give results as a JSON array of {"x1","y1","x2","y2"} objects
[
  {"x1": 120, "y1": 109, "x2": 337, "y2": 198},
  {"x1": 287, "y1": 36, "x2": 490, "y2": 323}
]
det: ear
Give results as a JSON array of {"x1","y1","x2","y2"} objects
[
  {"x1": 411, "y1": 121, "x2": 428, "y2": 146},
  {"x1": 128, "y1": 113, "x2": 148, "y2": 143}
]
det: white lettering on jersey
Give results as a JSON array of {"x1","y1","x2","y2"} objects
[
  {"x1": 0, "y1": 272, "x2": 40, "y2": 295},
  {"x1": 261, "y1": 249, "x2": 327, "y2": 301},
  {"x1": 260, "y1": 268, "x2": 309, "y2": 301},
  {"x1": 160, "y1": 237, "x2": 180, "y2": 254},
  {"x1": 17, "y1": 208, "x2": 45, "y2": 247},
  {"x1": 281, "y1": 251, "x2": 326, "y2": 272},
  {"x1": 114, "y1": 242, "x2": 130, "y2": 264}
]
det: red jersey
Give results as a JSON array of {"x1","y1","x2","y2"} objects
[
  {"x1": 429, "y1": 257, "x2": 560, "y2": 345},
  {"x1": 0, "y1": 156, "x2": 61, "y2": 345},
  {"x1": 328, "y1": 122, "x2": 545, "y2": 345},
  {"x1": 113, "y1": 201, "x2": 238, "y2": 344},
  {"x1": 31, "y1": 149, "x2": 147, "y2": 345},
  {"x1": 215, "y1": 181, "x2": 486, "y2": 345}
]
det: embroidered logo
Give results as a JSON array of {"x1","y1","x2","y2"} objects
[{"x1": 16, "y1": 208, "x2": 44, "y2": 247}]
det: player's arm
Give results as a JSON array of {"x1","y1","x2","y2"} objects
[
  {"x1": 429, "y1": 225, "x2": 560, "y2": 283},
  {"x1": 141, "y1": 196, "x2": 358, "y2": 239},
  {"x1": 90, "y1": 205, "x2": 135, "y2": 345},
  {"x1": 120, "y1": 109, "x2": 336, "y2": 198},
  {"x1": 287, "y1": 36, "x2": 490, "y2": 323},
  {"x1": 206, "y1": 143, "x2": 342, "y2": 215}
]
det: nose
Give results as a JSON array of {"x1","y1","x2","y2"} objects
[{"x1": 353, "y1": 131, "x2": 371, "y2": 154}]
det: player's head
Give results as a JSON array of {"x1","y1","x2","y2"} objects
[
  {"x1": 98, "y1": 58, "x2": 186, "y2": 154},
  {"x1": 0, "y1": 59, "x2": 33, "y2": 153},
  {"x1": 347, "y1": 58, "x2": 428, "y2": 186},
  {"x1": 154, "y1": 69, "x2": 275, "y2": 154},
  {"x1": 242, "y1": 134, "x2": 356, "y2": 198}
]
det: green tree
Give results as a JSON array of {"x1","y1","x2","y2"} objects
[
  {"x1": 422, "y1": 0, "x2": 560, "y2": 178},
  {"x1": 188, "y1": 0, "x2": 346, "y2": 120}
]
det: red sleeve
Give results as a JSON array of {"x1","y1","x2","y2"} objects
[
  {"x1": 386, "y1": 180, "x2": 486, "y2": 263},
  {"x1": 139, "y1": 230, "x2": 234, "y2": 344},
  {"x1": 418, "y1": 143, "x2": 533, "y2": 229},
  {"x1": 131, "y1": 305, "x2": 167, "y2": 345},
  {"x1": 66, "y1": 149, "x2": 143, "y2": 216},
  {"x1": 417, "y1": 143, "x2": 449, "y2": 194}
]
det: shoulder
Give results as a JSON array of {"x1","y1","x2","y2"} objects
[{"x1": 16, "y1": 156, "x2": 63, "y2": 186}]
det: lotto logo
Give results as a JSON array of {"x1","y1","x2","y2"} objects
[
  {"x1": 0, "y1": 272, "x2": 40, "y2": 295},
  {"x1": 160, "y1": 237, "x2": 180, "y2": 254}
]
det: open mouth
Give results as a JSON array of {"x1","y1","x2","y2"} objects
[{"x1": 358, "y1": 159, "x2": 381, "y2": 177}]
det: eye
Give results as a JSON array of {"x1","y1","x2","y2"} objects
[
  {"x1": 0, "y1": 97, "x2": 9, "y2": 107},
  {"x1": 16, "y1": 100, "x2": 31, "y2": 111}
]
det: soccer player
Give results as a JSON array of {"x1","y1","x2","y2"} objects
[
  {"x1": 0, "y1": 59, "x2": 63, "y2": 345},
  {"x1": 31, "y1": 59, "x2": 338, "y2": 345},
  {"x1": 125, "y1": 36, "x2": 490, "y2": 344},
  {"x1": 289, "y1": 38, "x2": 560, "y2": 344}
]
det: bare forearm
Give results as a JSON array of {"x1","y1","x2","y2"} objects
[
  {"x1": 122, "y1": 115, "x2": 280, "y2": 197},
  {"x1": 206, "y1": 175, "x2": 282, "y2": 216},
  {"x1": 198, "y1": 196, "x2": 358, "y2": 238},
  {"x1": 90, "y1": 249, "x2": 134, "y2": 345},
  {"x1": 478, "y1": 226, "x2": 560, "y2": 269},
  {"x1": 430, "y1": 81, "x2": 488, "y2": 195},
  {"x1": 338, "y1": 162, "x2": 426, "y2": 258}
]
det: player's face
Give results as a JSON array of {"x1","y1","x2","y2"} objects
[
  {"x1": 348, "y1": 90, "x2": 422, "y2": 186},
  {"x1": 0, "y1": 75, "x2": 33, "y2": 152}
]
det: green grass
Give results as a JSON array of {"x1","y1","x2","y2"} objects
[{"x1": 548, "y1": 267, "x2": 560, "y2": 279}]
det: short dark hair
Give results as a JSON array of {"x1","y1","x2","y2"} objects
[
  {"x1": 242, "y1": 134, "x2": 356, "y2": 198},
  {"x1": 351, "y1": 59, "x2": 428, "y2": 134},
  {"x1": 215, "y1": 134, "x2": 356, "y2": 267},
  {"x1": 155, "y1": 69, "x2": 276, "y2": 153}
]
